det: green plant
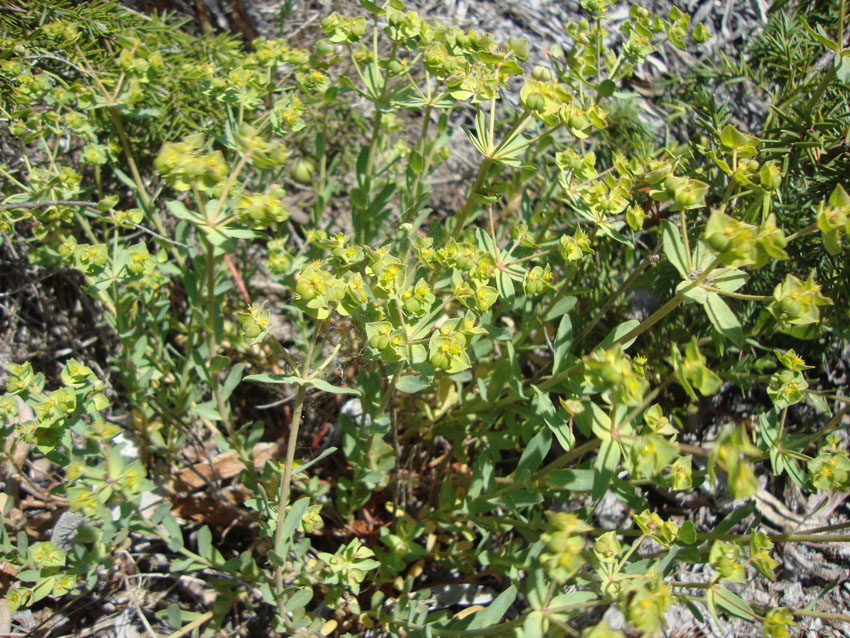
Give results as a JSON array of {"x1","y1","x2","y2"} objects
[{"x1": 2, "y1": 0, "x2": 850, "y2": 636}]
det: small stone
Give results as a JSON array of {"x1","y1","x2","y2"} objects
[{"x1": 50, "y1": 511, "x2": 88, "y2": 550}]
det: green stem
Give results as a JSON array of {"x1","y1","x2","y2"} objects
[
  {"x1": 669, "y1": 581, "x2": 711, "y2": 589},
  {"x1": 574, "y1": 244, "x2": 659, "y2": 349},
  {"x1": 532, "y1": 175, "x2": 564, "y2": 245},
  {"x1": 488, "y1": 95, "x2": 497, "y2": 149},
  {"x1": 785, "y1": 221, "x2": 817, "y2": 243},
  {"x1": 613, "y1": 534, "x2": 646, "y2": 576},
  {"x1": 210, "y1": 152, "x2": 251, "y2": 225},
  {"x1": 508, "y1": 245, "x2": 558, "y2": 265},
  {"x1": 496, "y1": 439, "x2": 601, "y2": 499},
  {"x1": 613, "y1": 258, "x2": 721, "y2": 348},
  {"x1": 450, "y1": 157, "x2": 492, "y2": 239},
  {"x1": 202, "y1": 237, "x2": 237, "y2": 448},
  {"x1": 514, "y1": 123, "x2": 563, "y2": 153},
  {"x1": 792, "y1": 609, "x2": 850, "y2": 622},
  {"x1": 613, "y1": 294, "x2": 684, "y2": 347},
  {"x1": 375, "y1": 362, "x2": 403, "y2": 420},
  {"x1": 680, "y1": 210, "x2": 693, "y2": 272},
  {"x1": 590, "y1": 525, "x2": 850, "y2": 544},
  {"x1": 487, "y1": 205, "x2": 501, "y2": 261},
  {"x1": 410, "y1": 295, "x2": 456, "y2": 341},
  {"x1": 405, "y1": 102, "x2": 434, "y2": 220},
  {"x1": 715, "y1": 175, "x2": 739, "y2": 215},
  {"x1": 389, "y1": 600, "x2": 610, "y2": 637},
  {"x1": 108, "y1": 109, "x2": 158, "y2": 224},
  {"x1": 802, "y1": 64, "x2": 838, "y2": 118},
  {"x1": 699, "y1": 285, "x2": 771, "y2": 301},
  {"x1": 273, "y1": 319, "x2": 326, "y2": 617}
]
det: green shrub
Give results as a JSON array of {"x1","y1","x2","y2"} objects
[{"x1": 1, "y1": 0, "x2": 849, "y2": 636}]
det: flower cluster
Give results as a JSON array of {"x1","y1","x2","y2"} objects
[
  {"x1": 582, "y1": 344, "x2": 649, "y2": 407},
  {"x1": 702, "y1": 210, "x2": 788, "y2": 267},
  {"x1": 817, "y1": 184, "x2": 850, "y2": 255},
  {"x1": 767, "y1": 272, "x2": 832, "y2": 335},
  {"x1": 808, "y1": 434, "x2": 850, "y2": 491},
  {"x1": 236, "y1": 186, "x2": 291, "y2": 229},
  {"x1": 154, "y1": 133, "x2": 227, "y2": 192},
  {"x1": 624, "y1": 571, "x2": 674, "y2": 636},
  {"x1": 709, "y1": 540, "x2": 746, "y2": 582},
  {"x1": 762, "y1": 608, "x2": 795, "y2": 638},
  {"x1": 540, "y1": 512, "x2": 592, "y2": 583}
]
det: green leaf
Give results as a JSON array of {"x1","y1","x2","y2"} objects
[
  {"x1": 221, "y1": 363, "x2": 245, "y2": 402},
  {"x1": 719, "y1": 123, "x2": 759, "y2": 150},
  {"x1": 278, "y1": 497, "x2": 310, "y2": 559},
  {"x1": 593, "y1": 438, "x2": 619, "y2": 501},
  {"x1": 396, "y1": 373, "x2": 430, "y2": 393},
  {"x1": 523, "y1": 611, "x2": 544, "y2": 638},
  {"x1": 516, "y1": 429, "x2": 551, "y2": 479},
  {"x1": 31, "y1": 577, "x2": 55, "y2": 604},
  {"x1": 210, "y1": 355, "x2": 230, "y2": 375},
  {"x1": 837, "y1": 55, "x2": 850, "y2": 83},
  {"x1": 363, "y1": 62, "x2": 384, "y2": 99},
  {"x1": 197, "y1": 525, "x2": 212, "y2": 560},
  {"x1": 710, "y1": 268, "x2": 748, "y2": 292},
  {"x1": 677, "y1": 521, "x2": 697, "y2": 544},
  {"x1": 202, "y1": 225, "x2": 230, "y2": 246},
  {"x1": 548, "y1": 590, "x2": 599, "y2": 615},
  {"x1": 161, "y1": 513, "x2": 184, "y2": 551},
  {"x1": 475, "y1": 105, "x2": 491, "y2": 152},
  {"x1": 551, "y1": 312, "x2": 573, "y2": 375},
  {"x1": 350, "y1": 187, "x2": 367, "y2": 210},
  {"x1": 166, "y1": 603, "x2": 181, "y2": 630},
  {"x1": 292, "y1": 447, "x2": 337, "y2": 476},
  {"x1": 194, "y1": 400, "x2": 222, "y2": 421},
  {"x1": 166, "y1": 200, "x2": 203, "y2": 224},
  {"x1": 543, "y1": 295, "x2": 577, "y2": 321},
  {"x1": 610, "y1": 475, "x2": 644, "y2": 510},
  {"x1": 597, "y1": 79, "x2": 616, "y2": 97},
  {"x1": 704, "y1": 292, "x2": 742, "y2": 346},
  {"x1": 113, "y1": 167, "x2": 138, "y2": 191},
  {"x1": 530, "y1": 386, "x2": 574, "y2": 452},
  {"x1": 359, "y1": 0, "x2": 383, "y2": 14},
  {"x1": 714, "y1": 501, "x2": 755, "y2": 536},
  {"x1": 599, "y1": 320, "x2": 640, "y2": 350},
  {"x1": 496, "y1": 270, "x2": 515, "y2": 298},
  {"x1": 467, "y1": 586, "x2": 517, "y2": 629},
  {"x1": 223, "y1": 228, "x2": 265, "y2": 240},
  {"x1": 705, "y1": 587, "x2": 721, "y2": 628},
  {"x1": 712, "y1": 586, "x2": 757, "y2": 620},
  {"x1": 806, "y1": 390, "x2": 831, "y2": 415},
  {"x1": 662, "y1": 219, "x2": 689, "y2": 279},
  {"x1": 409, "y1": 150, "x2": 424, "y2": 174},
  {"x1": 707, "y1": 150, "x2": 733, "y2": 176},
  {"x1": 782, "y1": 451, "x2": 810, "y2": 490},
  {"x1": 683, "y1": 596, "x2": 706, "y2": 623},
  {"x1": 546, "y1": 469, "x2": 594, "y2": 491},
  {"x1": 677, "y1": 278, "x2": 707, "y2": 304},
  {"x1": 802, "y1": 19, "x2": 840, "y2": 52},
  {"x1": 127, "y1": 107, "x2": 162, "y2": 119},
  {"x1": 285, "y1": 587, "x2": 314, "y2": 613},
  {"x1": 244, "y1": 373, "x2": 360, "y2": 395}
]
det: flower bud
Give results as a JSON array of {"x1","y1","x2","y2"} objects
[
  {"x1": 692, "y1": 23, "x2": 710, "y2": 43},
  {"x1": 531, "y1": 65, "x2": 552, "y2": 82},
  {"x1": 291, "y1": 158, "x2": 315, "y2": 184},
  {"x1": 759, "y1": 161, "x2": 782, "y2": 190},
  {"x1": 314, "y1": 39, "x2": 334, "y2": 57}
]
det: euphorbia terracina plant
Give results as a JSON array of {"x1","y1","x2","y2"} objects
[{"x1": 1, "y1": 0, "x2": 850, "y2": 636}]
